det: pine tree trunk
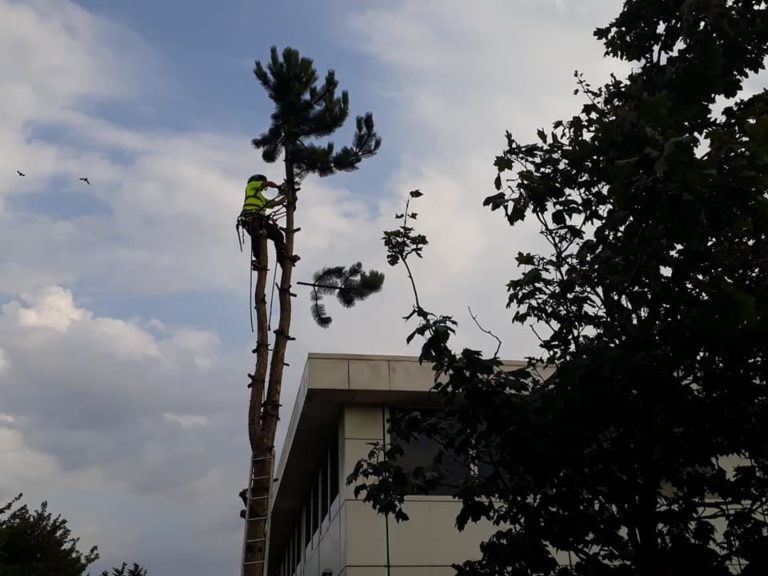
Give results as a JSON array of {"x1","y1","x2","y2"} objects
[
  {"x1": 248, "y1": 228, "x2": 270, "y2": 451},
  {"x1": 242, "y1": 227, "x2": 273, "y2": 576},
  {"x1": 243, "y1": 153, "x2": 298, "y2": 576},
  {"x1": 260, "y1": 154, "x2": 297, "y2": 452}
]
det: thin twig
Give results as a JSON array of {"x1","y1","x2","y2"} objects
[
  {"x1": 468, "y1": 306, "x2": 502, "y2": 358},
  {"x1": 398, "y1": 196, "x2": 427, "y2": 314}
]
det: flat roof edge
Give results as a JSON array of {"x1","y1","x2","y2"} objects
[
  {"x1": 307, "y1": 352, "x2": 423, "y2": 361},
  {"x1": 307, "y1": 352, "x2": 528, "y2": 366}
]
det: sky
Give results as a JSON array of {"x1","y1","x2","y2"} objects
[{"x1": 0, "y1": 0, "x2": 627, "y2": 574}]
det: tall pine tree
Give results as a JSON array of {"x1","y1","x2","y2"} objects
[{"x1": 241, "y1": 47, "x2": 381, "y2": 576}]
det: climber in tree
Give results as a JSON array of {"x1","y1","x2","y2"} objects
[{"x1": 238, "y1": 174, "x2": 292, "y2": 268}]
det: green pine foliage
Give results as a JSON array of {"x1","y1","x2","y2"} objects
[
  {"x1": 252, "y1": 47, "x2": 381, "y2": 180},
  {"x1": 309, "y1": 263, "x2": 385, "y2": 328}
]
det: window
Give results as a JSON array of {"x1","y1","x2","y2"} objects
[
  {"x1": 390, "y1": 409, "x2": 470, "y2": 496},
  {"x1": 277, "y1": 428, "x2": 343, "y2": 575},
  {"x1": 330, "y1": 436, "x2": 339, "y2": 502},
  {"x1": 311, "y1": 475, "x2": 319, "y2": 534},
  {"x1": 295, "y1": 523, "x2": 301, "y2": 565},
  {"x1": 289, "y1": 533, "x2": 295, "y2": 575},
  {"x1": 320, "y1": 454, "x2": 329, "y2": 520}
]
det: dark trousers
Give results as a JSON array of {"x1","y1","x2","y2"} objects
[{"x1": 244, "y1": 215, "x2": 286, "y2": 264}]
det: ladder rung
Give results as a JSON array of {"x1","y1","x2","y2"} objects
[
  {"x1": 246, "y1": 516, "x2": 268, "y2": 522},
  {"x1": 245, "y1": 538, "x2": 267, "y2": 543},
  {"x1": 251, "y1": 475, "x2": 271, "y2": 481},
  {"x1": 249, "y1": 495, "x2": 270, "y2": 501},
  {"x1": 243, "y1": 561, "x2": 265, "y2": 566},
  {"x1": 252, "y1": 456, "x2": 273, "y2": 462}
]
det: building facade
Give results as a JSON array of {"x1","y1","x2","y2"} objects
[
  {"x1": 266, "y1": 353, "x2": 753, "y2": 576},
  {"x1": 266, "y1": 353, "x2": 524, "y2": 576}
]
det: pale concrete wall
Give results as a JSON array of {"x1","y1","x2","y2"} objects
[
  {"x1": 306, "y1": 354, "x2": 530, "y2": 394},
  {"x1": 275, "y1": 355, "x2": 537, "y2": 576},
  {"x1": 340, "y1": 404, "x2": 493, "y2": 575}
]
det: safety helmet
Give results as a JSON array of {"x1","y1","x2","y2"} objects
[{"x1": 248, "y1": 174, "x2": 267, "y2": 183}]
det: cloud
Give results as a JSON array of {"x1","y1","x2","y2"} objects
[
  {"x1": 0, "y1": 426, "x2": 57, "y2": 494},
  {"x1": 0, "y1": 349, "x2": 9, "y2": 377},
  {"x1": 163, "y1": 413, "x2": 210, "y2": 428},
  {"x1": 12, "y1": 285, "x2": 89, "y2": 331},
  {"x1": 0, "y1": 284, "x2": 248, "y2": 573},
  {"x1": 0, "y1": 0, "x2": 250, "y2": 297}
]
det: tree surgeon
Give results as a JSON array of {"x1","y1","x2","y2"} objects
[{"x1": 238, "y1": 174, "x2": 296, "y2": 269}]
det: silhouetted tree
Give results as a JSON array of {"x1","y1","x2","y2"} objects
[
  {"x1": 351, "y1": 2, "x2": 768, "y2": 575},
  {"x1": 0, "y1": 494, "x2": 98, "y2": 576},
  {"x1": 100, "y1": 562, "x2": 148, "y2": 576},
  {"x1": 0, "y1": 494, "x2": 148, "y2": 576}
]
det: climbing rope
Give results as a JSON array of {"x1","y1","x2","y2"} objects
[
  {"x1": 249, "y1": 226, "x2": 254, "y2": 333},
  {"x1": 236, "y1": 221, "x2": 244, "y2": 253},
  {"x1": 268, "y1": 250, "x2": 278, "y2": 331}
]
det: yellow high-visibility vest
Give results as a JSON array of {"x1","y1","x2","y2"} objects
[{"x1": 242, "y1": 180, "x2": 268, "y2": 215}]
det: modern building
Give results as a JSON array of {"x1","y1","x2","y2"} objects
[{"x1": 266, "y1": 353, "x2": 526, "y2": 576}]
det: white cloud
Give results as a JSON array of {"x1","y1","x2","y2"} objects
[
  {"x1": 0, "y1": 282, "x2": 248, "y2": 573},
  {"x1": 163, "y1": 413, "x2": 209, "y2": 428},
  {"x1": 0, "y1": 349, "x2": 9, "y2": 377},
  {"x1": 0, "y1": 0, "x2": 248, "y2": 297},
  {"x1": 0, "y1": 426, "x2": 57, "y2": 493},
  {"x1": 163, "y1": 329, "x2": 220, "y2": 370},
  {"x1": 12, "y1": 285, "x2": 89, "y2": 331},
  {"x1": 0, "y1": 0, "x2": 131, "y2": 128}
]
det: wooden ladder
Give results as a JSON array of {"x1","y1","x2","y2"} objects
[{"x1": 241, "y1": 453, "x2": 274, "y2": 576}]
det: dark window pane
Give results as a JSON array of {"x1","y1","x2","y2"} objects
[
  {"x1": 311, "y1": 476, "x2": 319, "y2": 534},
  {"x1": 320, "y1": 454, "x2": 329, "y2": 519},
  {"x1": 289, "y1": 534, "x2": 294, "y2": 574},
  {"x1": 390, "y1": 409, "x2": 469, "y2": 495},
  {"x1": 330, "y1": 436, "x2": 339, "y2": 502},
  {"x1": 304, "y1": 498, "x2": 311, "y2": 547},
  {"x1": 296, "y1": 523, "x2": 301, "y2": 563}
]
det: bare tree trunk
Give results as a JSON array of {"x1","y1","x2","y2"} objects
[
  {"x1": 260, "y1": 153, "x2": 297, "y2": 451},
  {"x1": 248, "y1": 227, "x2": 270, "y2": 451},
  {"x1": 242, "y1": 227, "x2": 274, "y2": 576},
  {"x1": 243, "y1": 154, "x2": 298, "y2": 576}
]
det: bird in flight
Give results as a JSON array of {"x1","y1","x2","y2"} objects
[
  {"x1": 16, "y1": 170, "x2": 25, "y2": 177},
  {"x1": 79, "y1": 177, "x2": 91, "y2": 185}
]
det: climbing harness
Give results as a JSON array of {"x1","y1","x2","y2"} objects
[{"x1": 239, "y1": 210, "x2": 283, "y2": 334}]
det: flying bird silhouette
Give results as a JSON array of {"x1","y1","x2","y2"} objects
[
  {"x1": 16, "y1": 170, "x2": 25, "y2": 177},
  {"x1": 79, "y1": 177, "x2": 90, "y2": 185}
]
